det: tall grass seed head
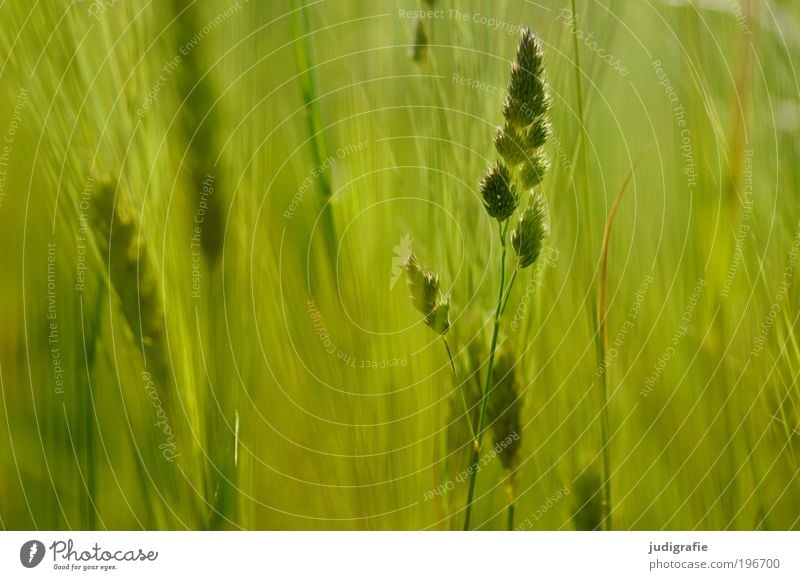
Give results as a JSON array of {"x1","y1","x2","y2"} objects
[
  {"x1": 511, "y1": 195, "x2": 548, "y2": 268},
  {"x1": 404, "y1": 252, "x2": 450, "y2": 335},
  {"x1": 503, "y1": 28, "x2": 550, "y2": 128},
  {"x1": 479, "y1": 161, "x2": 518, "y2": 221},
  {"x1": 515, "y1": 28, "x2": 545, "y2": 80}
]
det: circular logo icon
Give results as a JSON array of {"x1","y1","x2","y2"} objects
[{"x1": 20, "y1": 540, "x2": 45, "y2": 568}]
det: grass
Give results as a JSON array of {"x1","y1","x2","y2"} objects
[
  {"x1": 402, "y1": 28, "x2": 552, "y2": 530},
  {"x1": 595, "y1": 154, "x2": 645, "y2": 529},
  {"x1": 0, "y1": 0, "x2": 799, "y2": 530}
]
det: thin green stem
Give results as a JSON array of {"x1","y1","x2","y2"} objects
[
  {"x1": 599, "y1": 359, "x2": 611, "y2": 530},
  {"x1": 597, "y1": 235, "x2": 611, "y2": 530},
  {"x1": 500, "y1": 267, "x2": 519, "y2": 317},
  {"x1": 571, "y1": 0, "x2": 609, "y2": 530},
  {"x1": 442, "y1": 336, "x2": 477, "y2": 447},
  {"x1": 463, "y1": 220, "x2": 508, "y2": 531}
]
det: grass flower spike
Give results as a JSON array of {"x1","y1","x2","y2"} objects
[
  {"x1": 511, "y1": 195, "x2": 549, "y2": 268},
  {"x1": 497, "y1": 28, "x2": 552, "y2": 192},
  {"x1": 401, "y1": 25, "x2": 552, "y2": 530},
  {"x1": 494, "y1": 125, "x2": 528, "y2": 167},
  {"x1": 463, "y1": 27, "x2": 553, "y2": 530},
  {"x1": 479, "y1": 162, "x2": 518, "y2": 221},
  {"x1": 526, "y1": 117, "x2": 552, "y2": 149},
  {"x1": 503, "y1": 29, "x2": 550, "y2": 129},
  {"x1": 519, "y1": 151, "x2": 550, "y2": 190},
  {"x1": 91, "y1": 177, "x2": 165, "y2": 356},
  {"x1": 405, "y1": 252, "x2": 450, "y2": 335}
]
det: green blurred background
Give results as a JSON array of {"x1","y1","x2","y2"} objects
[{"x1": 0, "y1": 0, "x2": 798, "y2": 530}]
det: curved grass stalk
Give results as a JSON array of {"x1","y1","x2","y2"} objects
[{"x1": 597, "y1": 152, "x2": 646, "y2": 530}]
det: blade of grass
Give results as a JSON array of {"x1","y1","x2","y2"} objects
[
  {"x1": 597, "y1": 150, "x2": 647, "y2": 530},
  {"x1": 569, "y1": 0, "x2": 595, "y2": 259},
  {"x1": 292, "y1": 0, "x2": 337, "y2": 269}
]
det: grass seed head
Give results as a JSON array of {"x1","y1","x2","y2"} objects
[
  {"x1": 495, "y1": 117, "x2": 552, "y2": 169},
  {"x1": 503, "y1": 29, "x2": 550, "y2": 129},
  {"x1": 404, "y1": 252, "x2": 450, "y2": 335},
  {"x1": 515, "y1": 28, "x2": 545, "y2": 80},
  {"x1": 519, "y1": 150, "x2": 550, "y2": 190},
  {"x1": 479, "y1": 161, "x2": 518, "y2": 221},
  {"x1": 428, "y1": 301, "x2": 451, "y2": 336},
  {"x1": 494, "y1": 124, "x2": 528, "y2": 167},
  {"x1": 526, "y1": 116, "x2": 552, "y2": 150},
  {"x1": 504, "y1": 74, "x2": 548, "y2": 128},
  {"x1": 511, "y1": 195, "x2": 548, "y2": 268},
  {"x1": 91, "y1": 176, "x2": 169, "y2": 380}
]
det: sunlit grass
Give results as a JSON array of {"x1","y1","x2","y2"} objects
[{"x1": 0, "y1": 0, "x2": 798, "y2": 530}]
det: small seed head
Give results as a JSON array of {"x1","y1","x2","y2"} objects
[
  {"x1": 519, "y1": 150, "x2": 550, "y2": 190},
  {"x1": 526, "y1": 116, "x2": 552, "y2": 150},
  {"x1": 428, "y1": 301, "x2": 450, "y2": 335},
  {"x1": 479, "y1": 162, "x2": 518, "y2": 221},
  {"x1": 515, "y1": 28, "x2": 545, "y2": 80},
  {"x1": 494, "y1": 124, "x2": 527, "y2": 167},
  {"x1": 503, "y1": 28, "x2": 551, "y2": 129},
  {"x1": 511, "y1": 196, "x2": 548, "y2": 268},
  {"x1": 405, "y1": 252, "x2": 450, "y2": 335}
]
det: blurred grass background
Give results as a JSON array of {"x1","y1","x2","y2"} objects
[{"x1": 0, "y1": 0, "x2": 799, "y2": 530}]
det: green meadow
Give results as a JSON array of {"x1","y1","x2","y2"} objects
[{"x1": 0, "y1": 0, "x2": 799, "y2": 530}]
